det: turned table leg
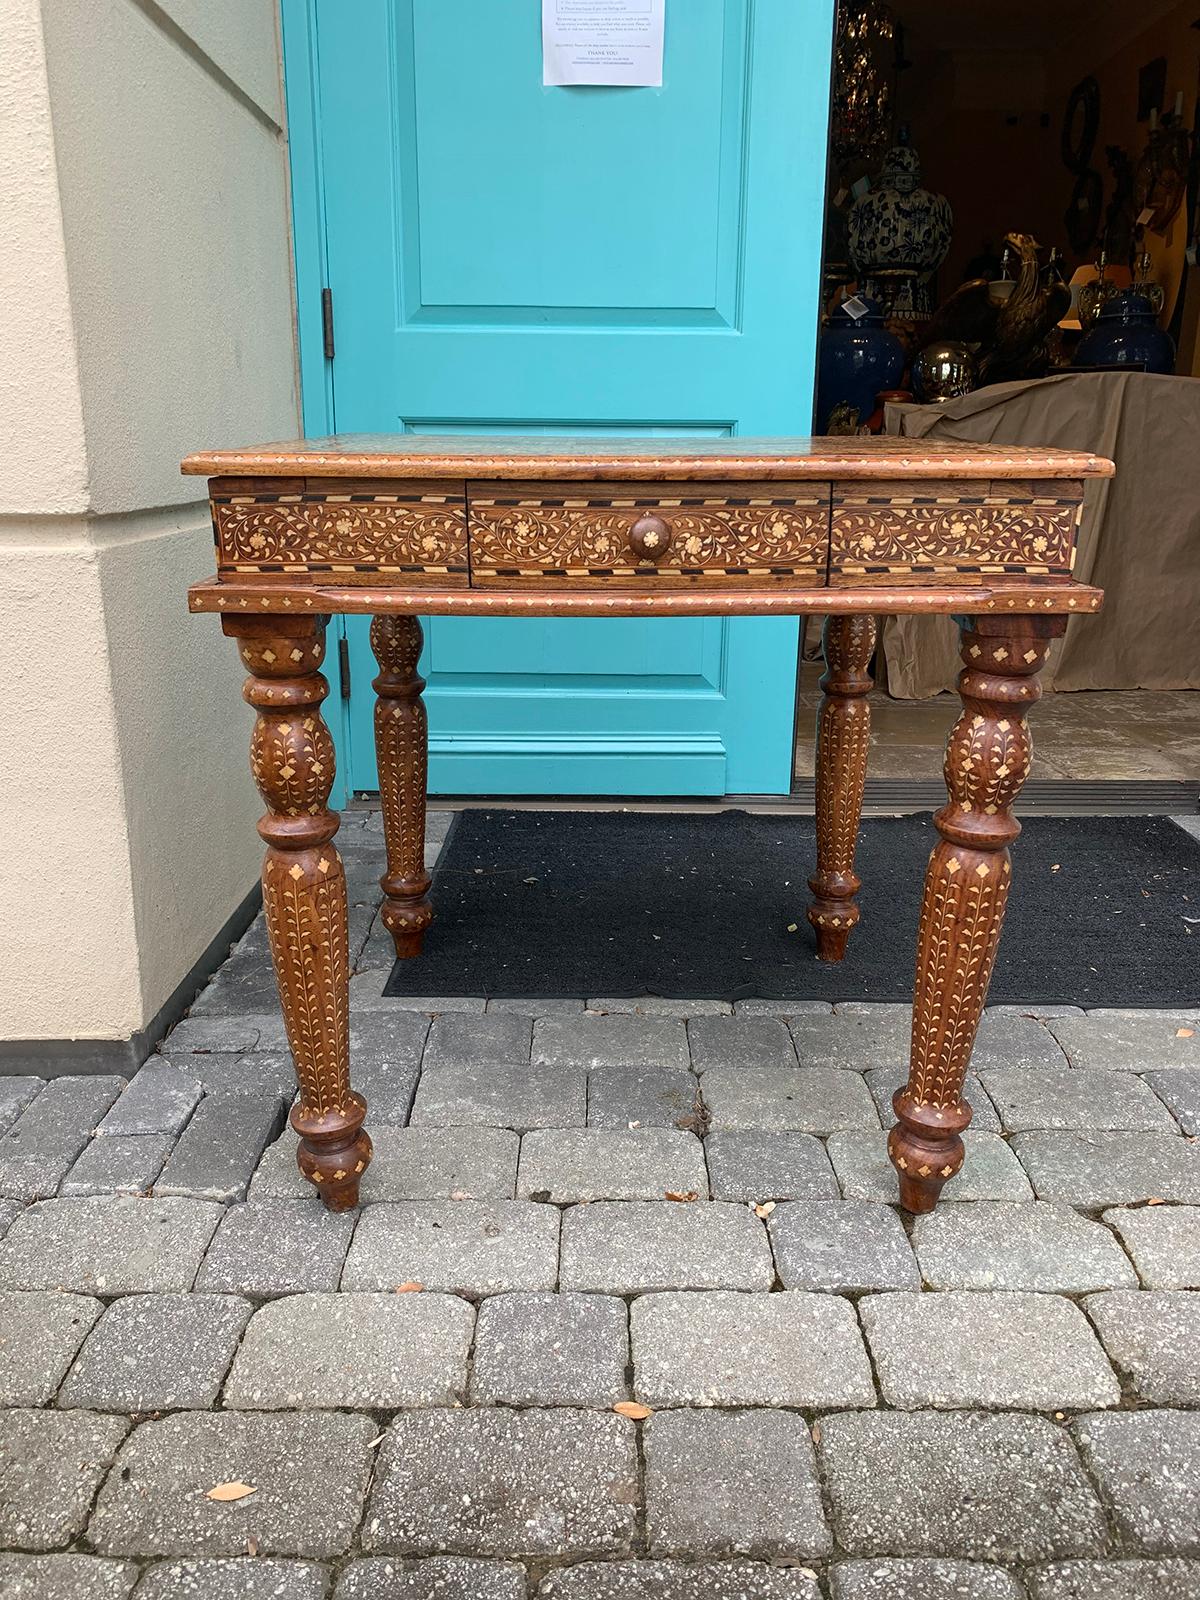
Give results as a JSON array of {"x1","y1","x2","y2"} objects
[
  {"x1": 807, "y1": 614, "x2": 877, "y2": 961},
  {"x1": 370, "y1": 615, "x2": 432, "y2": 959},
  {"x1": 224, "y1": 614, "x2": 371, "y2": 1211},
  {"x1": 890, "y1": 615, "x2": 1064, "y2": 1213}
]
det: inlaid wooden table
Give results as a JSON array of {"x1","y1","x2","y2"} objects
[{"x1": 184, "y1": 435, "x2": 1112, "y2": 1215}]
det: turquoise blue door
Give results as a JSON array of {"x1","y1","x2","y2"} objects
[{"x1": 282, "y1": 0, "x2": 834, "y2": 797}]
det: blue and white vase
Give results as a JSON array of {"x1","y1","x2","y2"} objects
[{"x1": 848, "y1": 144, "x2": 953, "y2": 323}]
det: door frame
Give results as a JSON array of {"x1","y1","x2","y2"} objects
[
  {"x1": 281, "y1": 0, "x2": 352, "y2": 803},
  {"x1": 278, "y1": 0, "x2": 829, "y2": 805}
]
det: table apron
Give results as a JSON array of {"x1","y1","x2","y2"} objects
[{"x1": 203, "y1": 475, "x2": 1090, "y2": 597}]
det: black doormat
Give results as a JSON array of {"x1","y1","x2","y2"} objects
[{"x1": 383, "y1": 809, "x2": 1200, "y2": 1007}]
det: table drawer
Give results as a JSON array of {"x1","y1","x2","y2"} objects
[
  {"x1": 829, "y1": 478, "x2": 1084, "y2": 584},
  {"x1": 210, "y1": 477, "x2": 469, "y2": 586},
  {"x1": 467, "y1": 480, "x2": 830, "y2": 587}
]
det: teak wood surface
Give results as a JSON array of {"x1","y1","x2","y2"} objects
[{"x1": 186, "y1": 434, "x2": 1112, "y2": 1214}]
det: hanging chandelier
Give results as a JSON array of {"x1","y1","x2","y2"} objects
[{"x1": 832, "y1": 0, "x2": 896, "y2": 170}]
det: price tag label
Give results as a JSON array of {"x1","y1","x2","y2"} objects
[
  {"x1": 851, "y1": 176, "x2": 871, "y2": 200},
  {"x1": 1137, "y1": 207, "x2": 1157, "y2": 227},
  {"x1": 842, "y1": 296, "x2": 870, "y2": 321}
]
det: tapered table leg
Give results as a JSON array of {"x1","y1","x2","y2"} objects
[
  {"x1": 807, "y1": 614, "x2": 877, "y2": 961},
  {"x1": 890, "y1": 614, "x2": 1065, "y2": 1213},
  {"x1": 370, "y1": 615, "x2": 433, "y2": 959},
  {"x1": 223, "y1": 614, "x2": 371, "y2": 1212}
]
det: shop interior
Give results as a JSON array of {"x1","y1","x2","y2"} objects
[{"x1": 800, "y1": 0, "x2": 1200, "y2": 808}]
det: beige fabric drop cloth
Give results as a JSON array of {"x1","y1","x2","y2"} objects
[{"x1": 881, "y1": 371, "x2": 1200, "y2": 697}]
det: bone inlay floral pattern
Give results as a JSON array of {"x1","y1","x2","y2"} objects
[
  {"x1": 185, "y1": 434, "x2": 1112, "y2": 1214},
  {"x1": 831, "y1": 488, "x2": 1082, "y2": 579},
  {"x1": 213, "y1": 490, "x2": 468, "y2": 581},
  {"x1": 468, "y1": 482, "x2": 828, "y2": 585}
]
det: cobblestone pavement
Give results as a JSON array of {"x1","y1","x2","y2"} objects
[{"x1": 3, "y1": 809, "x2": 1200, "y2": 1598}]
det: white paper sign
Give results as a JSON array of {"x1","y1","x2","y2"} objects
[{"x1": 543, "y1": 0, "x2": 665, "y2": 87}]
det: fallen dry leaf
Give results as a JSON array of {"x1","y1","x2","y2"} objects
[
  {"x1": 754, "y1": 1201, "x2": 777, "y2": 1219},
  {"x1": 394, "y1": 1281, "x2": 424, "y2": 1293},
  {"x1": 1178, "y1": 1028, "x2": 1195, "y2": 1038},
  {"x1": 1146, "y1": 1197, "x2": 1166, "y2": 1206},
  {"x1": 786, "y1": 922, "x2": 799, "y2": 933},
  {"x1": 664, "y1": 1190, "x2": 698, "y2": 1203},
  {"x1": 206, "y1": 1482, "x2": 256, "y2": 1503},
  {"x1": 811, "y1": 1422, "x2": 822, "y2": 1444},
  {"x1": 246, "y1": 1537, "x2": 259, "y2": 1557},
  {"x1": 614, "y1": 1401, "x2": 653, "y2": 1419}
]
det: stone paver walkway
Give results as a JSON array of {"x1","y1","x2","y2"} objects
[{"x1": 2, "y1": 809, "x2": 1200, "y2": 1598}]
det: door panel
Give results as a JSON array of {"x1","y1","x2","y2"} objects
[
  {"x1": 398, "y1": 4, "x2": 743, "y2": 320},
  {"x1": 302, "y1": 0, "x2": 834, "y2": 796}
]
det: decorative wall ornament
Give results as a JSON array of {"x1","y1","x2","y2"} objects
[
  {"x1": 1061, "y1": 77, "x2": 1101, "y2": 174},
  {"x1": 1135, "y1": 120, "x2": 1190, "y2": 233},
  {"x1": 847, "y1": 143, "x2": 952, "y2": 323},
  {"x1": 1065, "y1": 169, "x2": 1104, "y2": 255},
  {"x1": 1061, "y1": 77, "x2": 1103, "y2": 256},
  {"x1": 1102, "y1": 146, "x2": 1137, "y2": 265}
]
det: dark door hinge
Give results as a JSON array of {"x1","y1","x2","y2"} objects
[
  {"x1": 337, "y1": 635, "x2": 351, "y2": 699},
  {"x1": 321, "y1": 287, "x2": 335, "y2": 360}
]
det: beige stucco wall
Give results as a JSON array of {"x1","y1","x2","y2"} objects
[
  {"x1": 0, "y1": 0, "x2": 88, "y2": 512},
  {"x1": 1, "y1": 0, "x2": 299, "y2": 1043}
]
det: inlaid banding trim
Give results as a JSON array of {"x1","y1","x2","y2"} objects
[
  {"x1": 218, "y1": 492, "x2": 458, "y2": 506},
  {"x1": 474, "y1": 564, "x2": 817, "y2": 579},
  {"x1": 189, "y1": 579, "x2": 1105, "y2": 618},
  {"x1": 474, "y1": 493, "x2": 825, "y2": 510}
]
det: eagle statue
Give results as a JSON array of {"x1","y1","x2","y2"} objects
[{"x1": 918, "y1": 233, "x2": 1071, "y2": 387}]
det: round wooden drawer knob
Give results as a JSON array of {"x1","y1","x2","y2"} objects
[{"x1": 629, "y1": 513, "x2": 672, "y2": 562}]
